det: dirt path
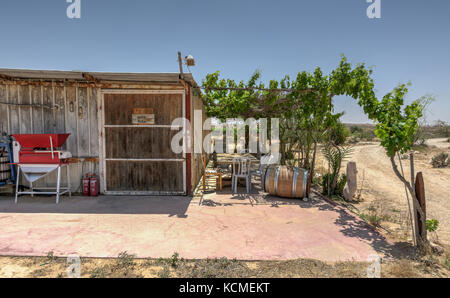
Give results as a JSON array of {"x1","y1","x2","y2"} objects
[{"x1": 339, "y1": 142, "x2": 450, "y2": 245}]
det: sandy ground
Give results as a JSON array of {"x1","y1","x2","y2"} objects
[
  {"x1": 425, "y1": 138, "x2": 450, "y2": 149},
  {"x1": 326, "y1": 140, "x2": 450, "y2": 245}
]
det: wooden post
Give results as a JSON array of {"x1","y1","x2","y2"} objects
[
  {"x1": 410, "y1": 153, "x2": 420, "y2": 245},
  {"x1": 415, "y1": 172, "x2": 427, "y2": 240},
  {"x1": 186, "y1": 84, "x2": 192, "y2": 195},
  {"x1": 178, "y1": 51, "x2": 184, "y2": 79}
]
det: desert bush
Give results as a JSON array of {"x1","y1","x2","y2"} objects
[
  {"x1": 169, "y1": 252, "x2": 181, "y2": 267},
  {"x1": 348, "y1": 125, "x2": 376, "y2": 141},
  {"x1": 431, "y1": 152, "x2": 449, "y2": 168},
  {"x1": 349, "y1": 125, "x2": 363, "y2": 135},
  {"x1": 360, "y1": 130, "x2": 376, "y2": 141},
  {"x1": 360, "y1": 205, "x2": 391, "y2": 227},
  {"x1": 348, "y1": 136, "x2": 359, "y2": 144},
  {"x1": 436, "y1": 120, "x2": 450, "y2": 138},
  {"x1": 116, "y1": 251, "x2": 136, "y2": 268}
]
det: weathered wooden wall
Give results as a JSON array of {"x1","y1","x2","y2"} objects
[
  {"x1": 0, "y1": 83, "x2": 99, "y2": 192},
  {"x1": 190, "y1": 87, "x2": 209, "y2": 191},
  {"x1": 0, "y1": 80, "x2": 205, "y2": 195}
]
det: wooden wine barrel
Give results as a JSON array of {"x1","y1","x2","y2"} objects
[{"x1": 264, "y1": 165, "x2": 310, "y2": 199}]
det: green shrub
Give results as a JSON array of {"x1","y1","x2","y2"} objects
[
  {"x1": 321, "y1": 173, "x2": 346, "y2": 197},
  {"x1": 169, "y1": 252, "x2": 181, "y2": 267},
  {"x1": 337, "y1": 174, "x2": 347, "y2": 196},
  {"x1": 328, "y1": 122, "x2": 350, "y2": 146},
  {"x1": 321, "y1": 173, "x2": 331, "y2": 195},
  {"x1": 426, "y1": 219, "x2": 439, "y2": 232}
]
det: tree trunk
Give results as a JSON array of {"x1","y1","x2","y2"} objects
[
  {"x1": 330, "y1": 144, "x2": 342, "y2": 194},
  {"x1": 310, "y1": 142, "x2": 318, "y2": 180}
]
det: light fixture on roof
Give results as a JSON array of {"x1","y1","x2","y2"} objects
[
  {"x1": 177, "y1": 51, "x2": 195, "y2": 79},
  {"x1": 184, "y1": 55, "x2": 195, "y2": 67}
]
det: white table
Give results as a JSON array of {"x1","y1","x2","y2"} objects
[{"x1": 15, "y1": 163, "x2": 71, "y2": 204}]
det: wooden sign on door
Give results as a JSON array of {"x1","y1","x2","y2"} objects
[{"x1": 132, "y1": 108, "x2": 155, "y2": 125}]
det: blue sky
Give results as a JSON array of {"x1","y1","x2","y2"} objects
[{"x1": 0, "y1": 0, "x2": 449, "y2": 123}]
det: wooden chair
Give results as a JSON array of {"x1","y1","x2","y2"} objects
[{"x1": 202, "y1": 155, "x2": 223, "y2": 191}]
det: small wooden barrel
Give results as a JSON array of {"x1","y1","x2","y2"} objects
[
  {"x1": 0, "y1": 156, "x2": 10, "y2": 181},
  {"x1": 264, "y1": 165, "x2": 310, "y2": 199}
]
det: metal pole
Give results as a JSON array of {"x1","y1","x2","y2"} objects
[
  {"x1": 56, "y1": 166, "x2": 61, "y2": 204},
  {"x1": 67, "y1": 164, "x2": 71, "y2": 198},
  {"x1": 14, "y1": 166, "x2": 20, "y2": 204}
]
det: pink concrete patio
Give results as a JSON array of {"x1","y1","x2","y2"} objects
[{"x1": 0, "y1": 194, "x2": 399, "y2": 262}]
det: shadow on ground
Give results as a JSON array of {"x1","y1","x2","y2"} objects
[
  {"x1": 0, "y1": 195, "x2": 192, "y2": 217},
  {"x1": 201, "y1": 189, "x2": 415, "y2": 259}
]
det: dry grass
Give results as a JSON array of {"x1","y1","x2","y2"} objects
[
  {"x1": 0, "y1": 252, "x2": 448, "y2": 278},
  {"x1": 383, "y1": 259, "x2": 419, "y2": 278}
]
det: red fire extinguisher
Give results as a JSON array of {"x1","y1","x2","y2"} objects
[
  {"x1": 82, "y1": 174, "x2": 90, "y2": 196},
  {"x1": 90, "y1": 173, "x2": 99, "y2": 197}
]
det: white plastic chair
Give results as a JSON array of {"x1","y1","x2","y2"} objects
[
  {"x1": 232, "y1": 157, "x2": 252, "y2": 194},
  {"x1": 252, "y1": 153, "x2": 281, "y2": 188}
]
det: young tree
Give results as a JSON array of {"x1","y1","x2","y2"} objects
[{"x1": 201, "y1": 56, "x2": 427, "y2": 246}]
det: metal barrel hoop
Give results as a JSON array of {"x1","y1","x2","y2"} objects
[
  {"x1": 274, "y1": 166, "x2": 280, "y2": 194},
  {"x1": 302, "y1": 170, "x2": 309, "y2": 198},
  {"x1": 292, "y1": 167, "x2": 299, "y2": 198},
  {"x1": 264, "y1": 166, "x2": 272, "y2": 192}
]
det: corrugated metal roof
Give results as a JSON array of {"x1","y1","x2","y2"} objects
[
  {"x1": 0, "y1": 69, "x2": 83, "y2": 80},
  {"x1": 0, "y1": 68, "x2": 198, "y2": 86}
]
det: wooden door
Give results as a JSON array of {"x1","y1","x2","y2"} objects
[{"x1": 102, "y1": 92, "x2": 186, "y2": 195}]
